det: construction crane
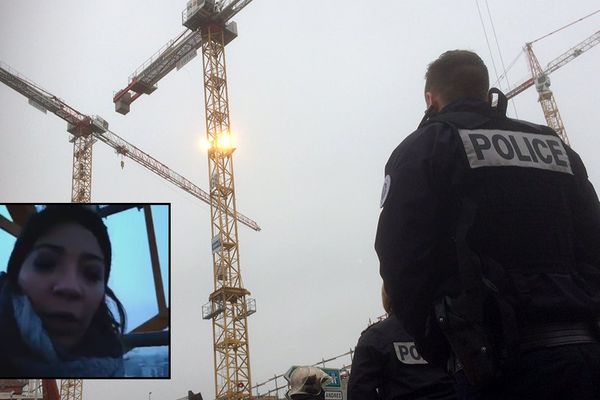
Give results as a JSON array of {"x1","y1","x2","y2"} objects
[
  {"x1": 0, "y1": 61, "x2": 259, "y2": 232},
  {"x1": 58, "y1": 380, "x2": 81, "y2": 400},
  {"x1": 114, "y1": 1, "x2": 255, "y2": 398},
  {"x1": 112, "y1": 0, "x2": 250, "y2": 114},
  {"x1": 505, "y1": 29, "x2": 600, "y2": 145},
  {"x1": 25, "y1": 379, "x2": 75, "y2": 400},
  {"x1": 0, "y1": 61, "x2": 96, "y2": 202}
]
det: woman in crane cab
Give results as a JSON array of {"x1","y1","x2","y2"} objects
[{"x1": 0, "y1": 205, "x2": 126, "y2": 377}]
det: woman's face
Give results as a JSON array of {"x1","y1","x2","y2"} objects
[{"x1": 17, "y1": 222, "x2": 106, "y2": 350}]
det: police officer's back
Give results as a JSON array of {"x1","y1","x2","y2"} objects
[{"x1": 376, "y1": 50, "x2": 600, "y2": 399}]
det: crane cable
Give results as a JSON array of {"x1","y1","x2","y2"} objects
[
  {"x1": 475, "y1": 0, "x2": 500, "y2": 83},
  {"x1": 530, "y1": 9, "x2": 600, "y2": 44},
  {"x1": 492, "y1": 51, "x2": 523, "y2": 87},
  {"x1": 475, "y1": 0, "x2": 519, "y2": 117}
]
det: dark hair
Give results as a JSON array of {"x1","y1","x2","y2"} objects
[
  {"x1": 425, "y1": 50, "x2": 489, "y2": 105},
  {"x1": 6, "y1": 204, "x2": 126, "y2": 340}
]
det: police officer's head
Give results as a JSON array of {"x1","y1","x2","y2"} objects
[{"x1": 424, "y1": 50, "x2": 489, "y2": 112}]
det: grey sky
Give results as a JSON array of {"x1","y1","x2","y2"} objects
[{"x1": 1, "y1": 1, "x2": 599, "y2": 399}]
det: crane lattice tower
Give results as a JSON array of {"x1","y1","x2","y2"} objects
[
  {"x1": 202, "y1": 24, "x2": 253, "y2": 400},
  {"x1": 71, "y1": 135, "x2": 94, "y2": 202},
  {"x1": 525, "y1": 42, "x2": 570, "y2": 145},
  {"x1": 59, "y1": 380, "x2": 82, "y2": 400}
]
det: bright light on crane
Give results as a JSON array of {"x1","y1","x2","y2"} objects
[
  {"x1": 206, "y1": 131, "x2": 236, "y2": 155},
  {"x1": 214, "y1": 131, "x2": 235, "y2": 151},
  {"x1": 216, "y1": 132, "x2": 233, "y2": 150},
  {"x1": 0, "y1": 61, "x2": 260, "y2": 231}
]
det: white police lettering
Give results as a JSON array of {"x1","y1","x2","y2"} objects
[
  {"x1": 393, "y1": 342, "x2": 428, "y2": 365},
  {"x1": 458, "y1": 129, "x2": 573, "y2": 174},
  {"x1": 380, "y1": 175, "x2": 391, "y2": 208}
]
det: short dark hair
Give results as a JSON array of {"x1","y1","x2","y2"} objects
[
  {"x1": 425, "y1": 50, "x2": 489, "y2": 105},
  {"x1": 6, "y1": 204, "x2": 126, "y2": 352}
]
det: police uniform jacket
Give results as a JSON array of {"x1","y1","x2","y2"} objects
[
  {"x1": 348, "y1": 314, "x2": 456, "y2": 400},
  {"x1": 375, "y1": 98, "x2": 600, "y2": 348}
]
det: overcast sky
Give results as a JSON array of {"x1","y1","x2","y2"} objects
[{"x1": 1, "y1": 1, "x2": 599, "y2": 399}]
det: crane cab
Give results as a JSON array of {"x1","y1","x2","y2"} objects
[
  {"x1": 91, "y1": 115, "x2": 109, "y2": 133},
  {"x1": 182, "y1": 0, "x2": 216, "y2": 30},
  {"x1": 67, "y1": 115, "x2": 108, "y2": 137},
  {"x1": 535, "y1": 74, "x2": 552, "y2": 94}
]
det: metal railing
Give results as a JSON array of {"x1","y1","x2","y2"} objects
[{"x1": 128, "y1": 30, "x2": 188, "y2": 83}]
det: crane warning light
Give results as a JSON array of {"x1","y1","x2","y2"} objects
[
  {"x1": 216, "y1": 132, "x2": 232, "y2": 149},
  {"x1": 208, "y1": 130, "x2": 236, "y2": 154}
]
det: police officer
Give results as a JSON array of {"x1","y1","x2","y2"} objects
[
  {"x1": 375, "y1": 50, "x2": 600, "y2": 399},
  {"x1": 348, "y1": 285, "x2": 456, "y2": 400}
]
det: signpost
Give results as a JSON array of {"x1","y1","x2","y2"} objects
[{"x1": 321, "y1": 368, "x2": 343, "y2": 400}]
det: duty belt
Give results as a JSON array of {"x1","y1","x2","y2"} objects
[{"x1": 520, "y1": 322, "x2": 600, "y2": 352}]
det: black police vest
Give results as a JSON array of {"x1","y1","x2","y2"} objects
[{"x1": 424, "y1": 111, "x2": 588, "y2": 323}]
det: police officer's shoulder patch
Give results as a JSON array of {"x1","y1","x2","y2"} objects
[
  {"x1": 458, "y1": 129, "x2": 573, "y2": 174},
  {"x1": 380, "y1": 175, "x2": 391, "y2": 208}
]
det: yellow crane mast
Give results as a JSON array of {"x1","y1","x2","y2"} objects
[
  {"x1": 524, "y1": 41, "x2": 569, "y2": 144},
  {"x1": 59, "y1": 380, "x2": 82, "y2": 400},
  {"x1": 112, "y1": 2, "x2": 257, "y2": 398},
  {"x1": 200, "y1": 24, "x2": 255, "y2": 400},
  {"x1": 70, "y1": 136, "x2": 94, "y2": 203}
]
